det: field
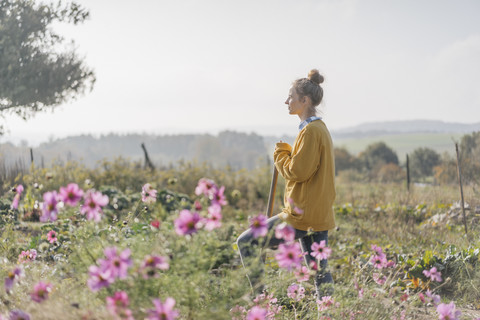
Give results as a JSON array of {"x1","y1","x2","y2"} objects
[
  {"x1": 1, "y1": 159, "x2": 480, "y2": 319},
  {"x1": 333, "y1": 132, "x2": 465, "y2": 159}
]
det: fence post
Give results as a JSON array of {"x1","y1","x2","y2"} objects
[
  {"x1": 455, "y1": 143, "x2": 468, "y2": 236},
  {"x1": 141, "y1": 143, "x2": 155, "y2": 171},
  {"x1": 30, "y1": 148, "x2": 34, "y2": 164},
  {"x1": 406, "y1": 154, "x2": 410, "y2": 192}
]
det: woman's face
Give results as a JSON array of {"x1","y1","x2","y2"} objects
[{"x1": 285, "y1": 87, "x2": 307, "y2": 116}]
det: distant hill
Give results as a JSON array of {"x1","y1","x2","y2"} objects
[
  {"x1": 1, "y1": 120, "x2": 479, "y2": 170},
  {"x1": 332, "y1": 119, "x2": 480, "y2": 138}
]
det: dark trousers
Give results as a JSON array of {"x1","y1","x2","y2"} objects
[{"x1": 236, "y1": 215, "x2": 333, "y2": 296}]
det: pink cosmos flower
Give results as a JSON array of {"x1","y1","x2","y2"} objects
[
  {"x1": 204, "y1": 204, "x2": 222, "y2": 231},
  {"x1": 9, "y1": 310, "x2": 31, "y2": 320},
  {"x1": 30, "y1": 281, "x2": 52, "y2": 303},
  {"x1": 294, "y1": 266, "x2": 311, "y2": 282},
  {"x1": 150, "y1": 219, "x2": 161, "y2": 229},
  {"x1": 58, "y1": 183, "x2": 84, "y2": 206},
  {"x1": 423, "y1": 267, "x2": 442, "y2": 282},
  {"x1": 386, "y1": 260, "x2": 396, "y2": 268},
  {"x1": 11, "y1": 185, "x2": 24, "y2": 210},
  {"x1": 246, "y1": 306, "x2": 267, "y2": 320},
  {"x1": 287, "y1": 198, "x2": 304, "y2": 215},
  {"x1": 311, "y1": 240, "x2": 332, "y2": 261},
  {"x1": 293, "y1": 206, "x2": 304, "y2": 215},
  {"x1": 195, "y1": 178, "x2": 217, "y2": 197},
  {"x1": 287, "y1": 283, "x2": 305, "y2": 301},
  {"x1": 426, "y1": 289, "x2": 441, "y2": 306},
  {"x1": 87, "y1": 265, "x2": 115, "y2": 292},
  {"x1": 40, "y1": 191, "x2": 59, "y2": 222},
  {"x1": 275, "y1": 222, "x2": 295, "y2": 242},
  {"x1": 249, "y1": 214, "x2": 268, "y2": 238},
  {"x1": 373, "y1": 273, "x2": 386, "y2": 285},
  {"x1": 371, "y1": 244, "x2": 384, "y2": 255},
  {"x1": 370, "y1": 254, "x2": 387, "y2": 269},
  {"x1": 106, "y1": 291, "x2": 134, "y2": 320},
  {"x1": 358, "y1": 287, "x2": 364, "y2": 299},
  {"x1": 230, "y1": 305, "x2": 247, "y2": 320},
  {"x1": 80, "y1": 190, "x2": 109, "y2": 222},
  {"x1": 98, "y1": 247, "x2": 132, "y2": 280},
  {"x1": 47, "y1": 230, "x2": 57, "y2": 244},
  {"x1": 266, "y1": 303, "x2": 282, "y2": 319},
  {"x1": 317, "y1": 296, "x2": 335, "y2": 311},
  {"x1": 18, "y1": 249, "x2": 37, "y2": 264},
  {"x1": 418, "y1": 293, "x2": 426, "y2": 303},
  {"x1": 211, "y1": 185, "x2": 227, "y2": 206},
  {"x1": 147, "y1": 297, "x2": 179, "y2": 320},
  {"x1": 142, "y1": 183, "x2": 157, "y2": 204},
  {"x1": 252, "y1": 292, "x2": 282, "y2": 319},
  {"x1": 275, "y1": 242, "x2": 303, "y2": 271},
  {"x1": 354, "y1": 280, "x2": 364, "y2": 299},
  {"x1": 174, "y1": 209, "x2": 202, "y2": 236},
  {"x1": 391, "y1": 310, "x2": 406, "y2": 320},
  {"x1": 140, "y1": 255, "x2": 169, "y2": 279},
  {"x1": 194, "y1": 200, "x2": 202, "y2": 211},
  {"x1": 4, "y1": 267, "x2": 23, "y2": 293},
  {"x1": 436, "y1": 302, "x2": 461, "y2": 320},
  {"x1": 252, "y1": 292, "x2": 267, "y2": 304}
]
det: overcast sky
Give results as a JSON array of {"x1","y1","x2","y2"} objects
[{"x1": 2, "y1": 0, "x2": 480, "y2": 146}]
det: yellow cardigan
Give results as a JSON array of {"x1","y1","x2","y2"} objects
[{"x1": 273, "y1": 120, "x2": 336, "y2": 231}]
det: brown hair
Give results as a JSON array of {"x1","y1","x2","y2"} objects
[{"x1": 292, "y1": 69, "x2": 324, "y2": 108}]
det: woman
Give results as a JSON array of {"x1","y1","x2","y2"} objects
[{"x1": 237, "y1": 69, "x2": 336, "y2": 298}]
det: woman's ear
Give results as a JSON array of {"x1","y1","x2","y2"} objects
[{"x1": 302, "y1": 95, "x2": 311, "y2": 105}]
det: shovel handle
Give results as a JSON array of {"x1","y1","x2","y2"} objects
[{"x1": 266, "y1": 166, "x2": 279, "y2": 218}]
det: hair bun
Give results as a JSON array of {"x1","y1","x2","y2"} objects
[{"x1": 308, "y1": 69, "x2": 324, "y2": 85}]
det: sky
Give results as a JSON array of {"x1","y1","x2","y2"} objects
[{"x1": 2, "y1": 0, "x2": 480, "y2": 146}]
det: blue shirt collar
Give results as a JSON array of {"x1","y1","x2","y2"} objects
[{"x1": 299, "y1": 116, "x2": 322, "y2": 130}]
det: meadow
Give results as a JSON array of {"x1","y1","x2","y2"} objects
[
  {"x1": 1, "y1": 159, "x2": 480, "y2": 320},
  {"x1": 333, "y1": 132, "x2": 465, "y2": 160}
]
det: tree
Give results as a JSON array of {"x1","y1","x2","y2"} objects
[
  {"x1": 0, "y1": 0, "x2": 95, "y2": 134},
  {"x1": 458, "y1": 131, "x2": 480, "y2": 184},
  {"x1": 357, "y1": 142, "x2": 399, "y2": 181},
  {"x1": 433, "y1": 152, "x2": 458, "y2": 185},
  {"x1": 359, "y1": 142, "x2": 399, "y2": 171},
  {"x1": 409, "y1": 147, "x2": 440, "y2": 180},
  {"x1": 334, "y1": 147, "x2": 358, "y2": 174}
]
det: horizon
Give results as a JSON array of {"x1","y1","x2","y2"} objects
[
  {"x1": 2, "y1": 118, "x2": 478, "y2": 148},
  {"x1": 2, "y1": 0, "x2": 480, "y2": 146}
]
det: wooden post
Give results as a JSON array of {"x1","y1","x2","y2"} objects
[
  {"x1": 30, "y1": 148, "x2": 34, "y2": 164},
  {"x1": 406, "y1": 154, "x2": 410, "y2": 191},
  {"x1": 141, "y1": 143, "x2": 155, "y2": 171},
  {"x1": 455, "y1": 143, "x2": 468, "y2": 236}
]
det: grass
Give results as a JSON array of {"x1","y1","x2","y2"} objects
[{"x1": 1, "y1": 161, "x2": 480, "y2": 319}]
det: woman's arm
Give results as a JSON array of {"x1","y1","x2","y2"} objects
[{"x1": 273, "y1": 129, "x2": 320, "y2": 182}]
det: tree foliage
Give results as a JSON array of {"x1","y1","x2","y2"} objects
[
  {"x1": 458, "y1": 131, "x2": 480, "y2": 184},
  {"x1": 334, "y1": 147, "x2": 359, "y2": 174},
  {"x1": 0, "y1": 0, "x2": 95, "y2": 134},
  {"x1": 409, "y1": 147, "x2": 440, "y2": 180},
  {"x1": 359, "y1": 142, "x2": 399, "y2": 171}
]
